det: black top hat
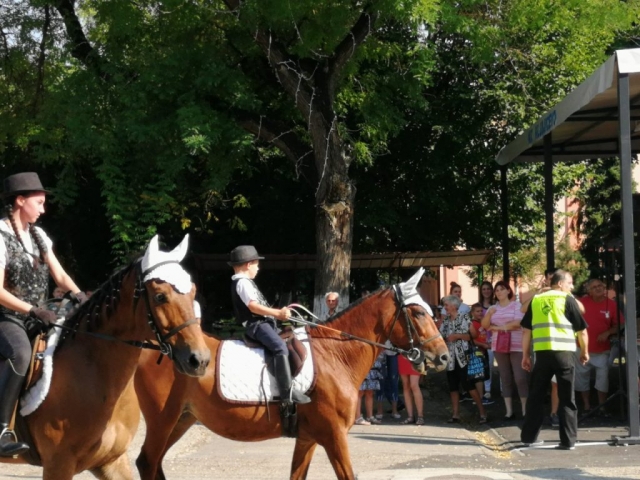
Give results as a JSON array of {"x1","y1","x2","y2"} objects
[
  {"x1": 228, "y1": 245, "x2": 264, "y2": 266},
  {"x1": 2, "y1": 172, "x2": 50, "y2": 199}
]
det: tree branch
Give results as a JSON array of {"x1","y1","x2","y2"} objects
[
  {"x1": 327, "y1": 9, "x2": 378, "y2": 95},
  {"x1": 238, "y1": 116, "x2": 317, "y2": 185},
  {"x1": 223, "y1": 0, "x2": 314, "y2": 120},
  {"x1": 52, "y1": 0, "x2": 108, "y2": 80},
  {"x1": 33, "y1": 5, "x2": 51, "y2": 114},
  {"x1": 0, "y1": 24, "x2": 11, "y2": 80}
]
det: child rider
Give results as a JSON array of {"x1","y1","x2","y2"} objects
[{"x1": 229, "y1": 245, "x2": 311, "y2": 405}]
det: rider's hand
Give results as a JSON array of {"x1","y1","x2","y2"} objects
[
  {"x1": 70, "y1": 291, "x2": 89, "y2": 305},
  {"x1": 29, "y1": 307, "x2": 57, "y2": 326},
  {"x1": 277, "y1": 307, "x2": 291, "y2": 321}
]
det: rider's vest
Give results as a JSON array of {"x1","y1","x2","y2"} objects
[
  {"x1": 231, "y1": 278, "x2": 269, "y2": 326},
  {"x1": 530, "y1": 290, "x2": 577, "y2": 352},
  {"x1": 0, "y1": 229, "x2": 49, "y2": 323}
]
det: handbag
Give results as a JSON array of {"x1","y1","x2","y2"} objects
[
  {"x1": 494, "y1": 330, "x2": 511, "y2": 353},
  {"x1": 493, "y1": 303, "x2": 516, "y2": 353},
  {"x1": 466, "y1": 339, "x2": 486, "y2": 382}
]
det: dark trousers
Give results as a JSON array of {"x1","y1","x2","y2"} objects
[
  {"x1": 245, "y1": 320, "x2": 288, "y2": 357},
  {"x1": 521, "y1": 350, "x2": 577, "y2": 447},
  {"x1": 0, "y1": 319, "x2": 31, "y2": 375}
]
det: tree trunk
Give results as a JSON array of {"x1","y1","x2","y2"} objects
[
  {"x1": 310, "y1": 107, "x2": 355, "y2": 316},
  {"x1": 313, "y1": 179, "x2": 355, "y2": 316}
]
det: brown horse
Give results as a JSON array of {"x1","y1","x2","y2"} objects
[
  {"x1": 135, "y1": 269, "x2": 450, "y2": 480},
  {"x1": 0, "y1": 235, "x2": 210, "y2": 479}
]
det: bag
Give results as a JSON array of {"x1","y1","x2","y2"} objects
[
  {"x1": 494, "y1": 330, "x2": 511, "y2": 353},
  {"x1": 466, "y1": 340, "x2": 485, "y2": 382},
  {"x1": 493, "y1": 302, "x2": 518, "y2": 353}
]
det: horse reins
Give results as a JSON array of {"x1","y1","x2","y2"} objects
[
  {"x1": 289, "y1": 286, "x2": 441, "y2": 364},
  {"x1": 387, "y1": 285, "x2": 441, "y2": 361}
]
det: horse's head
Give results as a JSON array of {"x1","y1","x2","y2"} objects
[
  {"x1": 139, "y1": 234, "x2": 211, "y2": 377},
  {"x1": 387, "y1": 268, "x2": 449, "y2": 373}
]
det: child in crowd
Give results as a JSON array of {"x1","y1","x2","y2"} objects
[
  {"x1": 356, "y1": 352, "x2": 385, "y2": 425},
  {"x1": 471, "y1": 303, "x2": 493, "y2": 405}
]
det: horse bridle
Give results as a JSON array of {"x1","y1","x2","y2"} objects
[
  {"x1": 289, "y1": 285, "x2": 441, "y2": 365},
  {"x1": 50, "y1": 260, "x2": 198, "y2": 360},
  {"x1": 385, "y1": 285, "x2": 442, "y2": 364},
  {"x1": 133, "y1": 260, "x2": 199, "y2": 360}
]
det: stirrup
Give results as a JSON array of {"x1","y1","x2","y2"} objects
[
  {"x1": 0, "y1": 427, "x2": 17, "y2": 443},
  {"x1": 0, "y1": 426, "x2": 29, "y2": 457}
]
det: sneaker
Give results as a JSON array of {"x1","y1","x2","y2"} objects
[
  {"x1": 460, "y1": 393, "x2": 472, "y2": 402},
  {"x1": 483, "y1": 392, "x2": 492, "y2": 400},
  {"x1": 555, "y1": 444, "x2": 575, "y2": 450},
  {"x1": 522, "y1": 440, "x2": 544, "y2": 447},
  {"x1": 355, "y1": 417, "x2": 371, "y2": 426},
  {"x1": 367, "y1": 416, "x2": 382, "y2": 425},
  {"x1": 550, "y1": 413, "x2": 559, "y2": 428},
  {"x1": 482, "y1": 397, "x2": 495, "y2": 406},
  {"x1": 391, "y1": 413, "x2": 402, "y2": 419}
]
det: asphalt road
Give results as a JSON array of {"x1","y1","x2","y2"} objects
[{"x1": 3, "y1": 370, "x2": 640, "y2": 479}]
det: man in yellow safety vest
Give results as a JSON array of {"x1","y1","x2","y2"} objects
[{"x1": 520, "y1": 269, "x2": 588, "y2": 450}]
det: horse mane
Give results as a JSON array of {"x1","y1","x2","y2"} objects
[{"x1": 57, "y1": 260, "x2": 139, "y2": 348}]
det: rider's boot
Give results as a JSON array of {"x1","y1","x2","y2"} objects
[
  {"x1": 0, "y1": 361, "x2": 29, "y2": 457},
  {"x1": 273, "y1": 355, "x2": 311, "y2": 404}
]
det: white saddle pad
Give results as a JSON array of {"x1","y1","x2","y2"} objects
[
  {"x1": 20, "y1": 316, "x2": 66, "y2": 416},
  {"x1": 218, "y1": 327, "x2": 314, "y2": 404}
]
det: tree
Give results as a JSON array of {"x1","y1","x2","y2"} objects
[
  {"x1": 353, "y1": 0, "x2": 639, "y2": 272},
  {"x1": 1, "y1": 0, "x2": 638, "y2": 307},
  {"x1": 14, "y1": 0, "x2": 440, "y2": 312}
]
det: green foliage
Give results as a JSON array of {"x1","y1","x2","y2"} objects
[
  {"x1": 1, "y1": 0, "x2": 638, "y2": 292},
  {"x1": 354, "y1": 0, "x2": 638, "y2": 265}
]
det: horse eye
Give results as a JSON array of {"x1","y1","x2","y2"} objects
[{"x1": 154, "y1": 293, "x2": 167, "y2": 304}]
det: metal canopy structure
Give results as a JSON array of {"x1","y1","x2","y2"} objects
[
  {"x1": 497, "y1": 49, "x2": 640, "y2": 164},
  {"x1": 496, "y1": 48, "x2": 640, "y2": 443},
  {"x1": 193, "y1": 249, "x2": 493, "y2": 272}
]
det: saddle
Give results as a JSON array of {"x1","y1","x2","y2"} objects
[
  {"x1": 242, "y1": 328, "x2": 308, "y2": 439},
  {"x1": 242, "y1": 327, "x2": 307, "y2": 377}
]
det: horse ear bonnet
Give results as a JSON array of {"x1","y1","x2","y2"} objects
[
  {"x1": 398, "y1": 268, "x2": 433, "y2": 316},
  {"x1": 141, "y1": 234, "x2": 192, "y2": 294}
]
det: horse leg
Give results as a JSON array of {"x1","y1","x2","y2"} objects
[
  {"x1": 154, "y1": 411, "x2": 198, "y2": 480},
  {"x1": 290, "y1": 435, "x2": 318, "y2": 480},
  {"x1": 136, "y1": 409, "x2": 192, "y2": 480},
  {"x1": 321, "y1": 430, "x2": 355, "y2": 480},
  {"x1": 89, "y1": 453, "x2": 134, "y2": 480},
  {"x1": 42, "y1": 465, "x2": 76, "y2": 480}
]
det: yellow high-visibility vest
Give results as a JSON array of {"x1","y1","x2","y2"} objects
[{"x1": 530, "y1": 290, "x2": 577, "y2": 352}]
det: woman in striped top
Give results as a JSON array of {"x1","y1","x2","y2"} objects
[{"x1": 481, "y1": 281, "x2": 529, "y2": 420}]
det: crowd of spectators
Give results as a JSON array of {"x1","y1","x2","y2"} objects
[{"x1": 350, "y1": 271, "x2": 625, "y2": 433}]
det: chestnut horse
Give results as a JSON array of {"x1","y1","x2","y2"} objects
[
  {"x1": 135, "y1": 268, "x2": 449, "y2": 480},
  {"x1": 0, "y1": 235, "x2": 210, "y2": 479}
]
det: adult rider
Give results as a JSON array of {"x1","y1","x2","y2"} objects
[{"x1": 0, "y1": 172, "x2": 87, "y2": 457}]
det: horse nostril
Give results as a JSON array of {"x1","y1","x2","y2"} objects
[
  {"x1": 440, "y1": 353, "x2": 449, "y2": 364},
  {"x1": 189, "y1": 353, "x2": 204, "y2": 369}
]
